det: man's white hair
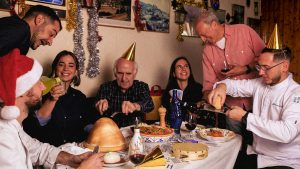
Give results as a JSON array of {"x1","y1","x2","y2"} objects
[{"x1": 113, "y1": 58, "x2": 138, "y2": 75}]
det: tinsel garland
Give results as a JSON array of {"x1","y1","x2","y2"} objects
[
  {"x1": 73, "y1": 2, "x2": 85, "y2": 75},
  {"x1": 86, "y1": 0, "x2": 100, "y2": 78},
  {"x1": 66, "y1": 0, "x2": 77, "y2": 31},
  {"x1": 134, "y1": 0, "x2": 145, "y2": 31}
]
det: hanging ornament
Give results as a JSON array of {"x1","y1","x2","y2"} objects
[
  {"x1": 134, "y1": 0, "x2": 145, "y2": 31},
  {"x1": 66, "y1": 0, "x2": 77, "y2": 31},
  {"x1": 86, "y1": 0, "x2": 100, "y2": 78},
  {"x1": 210, "y1": 0, "x2": 219, "y2": 10},
  {"x1": 73, "y1": 2, "x2": 85, "y2": 75}
]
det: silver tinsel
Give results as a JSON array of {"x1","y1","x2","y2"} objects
[
  {"x1": 86, "y1": 0, "x2": 100, "y2": 78},
  {"x1": 73, "y1": 2, "x2": 85, "y2": 75}
]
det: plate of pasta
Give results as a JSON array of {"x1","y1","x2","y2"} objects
[{"x1": 198, "y1": 128, "x2": 235, "y2": 143}]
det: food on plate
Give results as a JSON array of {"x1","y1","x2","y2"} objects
[
  {"x1": 140, "y1": 125, "x2": 173, "y2": 136},
  {"x1": 207, "y1": 128, "x2": 224, "y2": 137},
  {"x1": 172, "y1": 143, "x2": 208, "y2": 161},
  {"x1": 83, "y1": 118, "x2": 126, "y2": 152},
  {"x1": 212, "y1": 95, "x2": 222, "y2": 110},
  {"x1": 104, "y1": 152, "x2": 121, "y2": 164}
]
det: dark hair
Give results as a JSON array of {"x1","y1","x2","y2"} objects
[
  {"x1": 165, "y1": 56, "x2": 196, "y2": 90},
  {"x1": 261, "y1": 47, "x2": 292, "y2": 62},
  {"x1": 49, "y1": 50, "x2": 81, "y2": 86},
  {"x1": 23, "y1": 5, "x2": 62, "y2": 30}
]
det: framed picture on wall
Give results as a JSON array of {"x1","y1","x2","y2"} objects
[
  {"x1": 232, "y1": 4, "x2": 244, "y2": 24},
  {"x1": 138, "y1": 0, "x2": 170, "y2": 33},
  {"x1": 24, "y1": 0, "x2": 67, "y2": 19},
  {"x1": 98, "y1": 0, "x2": 134, "y2": 28},
  {"x1": 247, "y1": 17, "x2": 261, "y2": 35},
  {"x1": 0, "y1": 0, "x2": 11, "y2": 11}
]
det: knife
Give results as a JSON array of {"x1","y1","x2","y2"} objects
[
  {"x1": 93, "y1": 145, "x2": 99, "y2": 153},
  {"x1": 200, "y1": 103, "x2": 230, "y2": 114}
]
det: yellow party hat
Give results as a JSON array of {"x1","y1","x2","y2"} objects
[
  {"x1": 267, "y1": 24, "x2": 282, "y2": 49},
  {"x1": 121, "y1": 42, "x2": 136, "y2": 61}
]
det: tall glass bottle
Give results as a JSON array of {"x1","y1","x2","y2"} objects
[
  {"x1": 129, "y1": 127, "x2": 145, "y2": 166},
  {"x1": 170, "y1": 89, "x2": 183, "y2": 136}
]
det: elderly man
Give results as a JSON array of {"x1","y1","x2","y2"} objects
[
  {"x1": 195, "y1": 10, "x2": 265, "y2": 133},
  {"x1": 208, "y1": 45, "x2": 300, "y2": 169},
  {"x1": 95, "y1": 43, "x2": 154, "y2": 127},
  {"x1": 0, "y1": 49, "x2": 103, "y2": 169},
  {"x1": 0, "y1": 5, "x2": 62, "y2": 57}
]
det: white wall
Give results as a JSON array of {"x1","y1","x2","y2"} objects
[{"x1": 0, "y1": 0, "x2": 260, "y2": 97}]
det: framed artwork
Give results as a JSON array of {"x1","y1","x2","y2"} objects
[
  {"x1": 98, "y1": 0, "x2": 134, "y2": 28},
  {"x1": 232, "y1": 4, "x2": 244, "y2": 24},
  {"x1": 138, "y1": 0, "x2": 170, "y2": 33},
  {"x1": 24, "y1": 0, "x2": 67, "y2": 19},
  {"x1": 0, "y1": 0, "x2": 11, "y2": 11},
  {"x1": 247, "y1": 17, "x2": 261, "y2": 35}
]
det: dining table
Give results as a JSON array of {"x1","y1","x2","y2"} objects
[{"x1": 109, "y1": 127, "x2": 242, "y2": 169}]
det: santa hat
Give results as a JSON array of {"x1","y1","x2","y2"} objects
[{"x1": 0, "y1": 48, "x2": 43, "y2": 120}]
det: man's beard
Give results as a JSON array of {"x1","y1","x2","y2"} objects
[{"x1": 26, "y1": 100, "x2": 42, "y2": 112}]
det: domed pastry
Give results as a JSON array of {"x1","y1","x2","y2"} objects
[{"x1": 84, "y1": 117, "x2": 126, "y2": 152}]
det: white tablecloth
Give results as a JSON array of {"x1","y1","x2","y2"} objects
[{"x1": 111, "y1": 133, "x2": 242, "y2": 169}]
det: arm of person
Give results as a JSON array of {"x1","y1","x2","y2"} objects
[
  {"x1": 135, "y1": 82, "x2": 154, "y2": 113},
  {"x1": 245, "y1": 90, "x2": 300, "y2": 143},
  {"x1": 77, "y1": 153, "x2": 104, "y2": 169},
  {"x1": 95, "y1": 84, "x2": 111, "y2": 114},
  {"x1": 35, "y1": 83, "x2": 65, "y2": 125}
]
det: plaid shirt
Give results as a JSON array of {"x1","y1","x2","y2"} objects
[{"x1": 96, "y1": 80, "x2": 154, "y2": 127}]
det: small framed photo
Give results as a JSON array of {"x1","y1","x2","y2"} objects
[
  {"x1": 98, "y1": 0, "x2": 135, "y2": 29},
  {"x1": 247, "y1": 17, "x2": 261, "y2": 35},
  {"x1": 0, "y1": 0, "x2": 11, "y2": 11},
  {"x1": 232, "y1": 4, "x2": 244, "y2": 24},
  {"x1": 24, "y1": 0, "x2": 67, "y2": 19}
]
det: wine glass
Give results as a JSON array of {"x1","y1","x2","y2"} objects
[
  {"x1": 185, "y1": 113, "x2": 197, "y2": 139},
  {"x1": 128, "y1": 140, "x2": 146, "y2": 169}
]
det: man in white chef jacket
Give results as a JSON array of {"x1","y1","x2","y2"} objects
[
  {"x1": 0, "y1": 49, "x2": 104, "y2": 169},
  {"x1": 208, "y1": 46, "x2": 300, "y2": 169}
]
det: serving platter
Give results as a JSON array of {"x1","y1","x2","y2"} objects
[{"x1": 198, "y1": 128, "x2": 235, "y2": 143}]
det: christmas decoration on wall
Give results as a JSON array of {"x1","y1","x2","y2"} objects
[
  {"x1": 86, "y1": 0, "x2": 100, "y2": 78},
  {"x1": 66, "y1": 0, "x2": 77, "y2": 31},
  {"x1": 134, "y1": 0, "x2": 145, "y2": 31},
  {"x1": 73, "y1": 2, "x2": 85, "y2": 75}
]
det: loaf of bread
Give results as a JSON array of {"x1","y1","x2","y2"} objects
[
  {"x1": 84, "y1": 118, "x2": 126, "y2": 152},
  {"x1": 212, "y1": 95, "x2": 222, "y2": 110}
]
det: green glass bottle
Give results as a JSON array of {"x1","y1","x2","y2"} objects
[{"x1": 41, "y1": 76, "x2": 61, "y2": 95}]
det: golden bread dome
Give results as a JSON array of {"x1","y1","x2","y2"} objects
[{"x1": 83, "y1": 117, "x2": 126, "y2": 152}]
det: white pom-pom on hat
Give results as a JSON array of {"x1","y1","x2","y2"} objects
[{"x1": 0, "y1": 106, "x2": 20, "y2": 120}]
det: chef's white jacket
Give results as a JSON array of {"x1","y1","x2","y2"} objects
[
  {"x1": 0, "y1": 119, "x2": 61, "y2": 169},
  {"x1": 217, "y1": 74, "x2": 300, "y2": 168}
]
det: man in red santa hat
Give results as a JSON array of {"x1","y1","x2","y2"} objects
[{"x1": 0, "y1": 49, "x2": 103, "y2": 169}]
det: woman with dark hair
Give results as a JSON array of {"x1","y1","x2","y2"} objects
[
  {"x1": 162, "y1": 56, "x2": 203, "y2": 123},
  {"x1": 23, "y1": 50, "x2": 90, "y2": 146}
]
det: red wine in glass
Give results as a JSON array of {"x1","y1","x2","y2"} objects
[
  {"x1": 185, "y1": 123, "x2": 197, "y2": 131},
  {"x1": 129, "y1": 154, "x2": 145, "y2": 165}
]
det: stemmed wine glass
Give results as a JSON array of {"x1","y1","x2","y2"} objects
[
  {"x1": 185, "y1": 113, "x2": 197, "y2": 139},
  {"x1": 129, "y1": 143, "x2": 145, "y2": 168}
]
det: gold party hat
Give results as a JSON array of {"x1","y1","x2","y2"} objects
[
  {"x1": 138, "y1": 146, "x2": 166, "y2": 167},
  {"x1": 121, "y1": 42, "x2": 136, "y2": 61},
  {"x1": 267, "y1": 24, "x2": 282, "y2": 49}
]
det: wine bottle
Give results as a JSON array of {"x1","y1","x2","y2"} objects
[
  {"x1": 41, "y1": 76, "x2": 61, "y2": 95},
  {"x1": 181, "y1": 102, "x2": 202, "y2": 113},
  {"x1": 170, "y1": 89, "x2": 183, "y2": 135}
]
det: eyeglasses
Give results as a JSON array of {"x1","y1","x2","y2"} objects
[
  {"x1": 255, "y1": 61, "x2": 284, "y2": 72},
  {"x1": 176, "y1": 65, "x2": 189, "y2": 70}
]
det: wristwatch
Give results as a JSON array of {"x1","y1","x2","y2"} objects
[{"x1": 245, "y1": 65, "x2": 252, "y2": 74}]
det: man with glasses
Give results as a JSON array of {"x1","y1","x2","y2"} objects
[
  {"x1": 195, "y1": 10, "x2": 265, "y2": 133},
  {"x1": 208, "y1": 47, "x2": 300, "y2": 169}
]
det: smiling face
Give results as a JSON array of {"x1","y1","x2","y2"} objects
[
  {"x1": 114, "y1": 58, "x2": 137, "y2": 92},
  {"x1": 55, "y1": 55, "x2": 78, "y2": 84},
  {"x1": 257, "y1": 52, "x2": 288, "y2": 85},
  {"x1": 174, "y1": 59, "x2": 190, "y2": 82},
  {"x1": 196, "y1": 21, "x2": 219, "y2": 44},
  {"x1": 30, "y1": 15, "x2": 60, "y2": 50}
]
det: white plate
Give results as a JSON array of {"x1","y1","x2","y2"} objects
[
  {"x1": 103, "y1": 152, "x2": 129, "y2": 167},
  {"x1": 181, "y1": 122, "x2": 205, "y2": 131},
  {"x1": 198, "y1": 128, "x2": 235, "y2": 143}
]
